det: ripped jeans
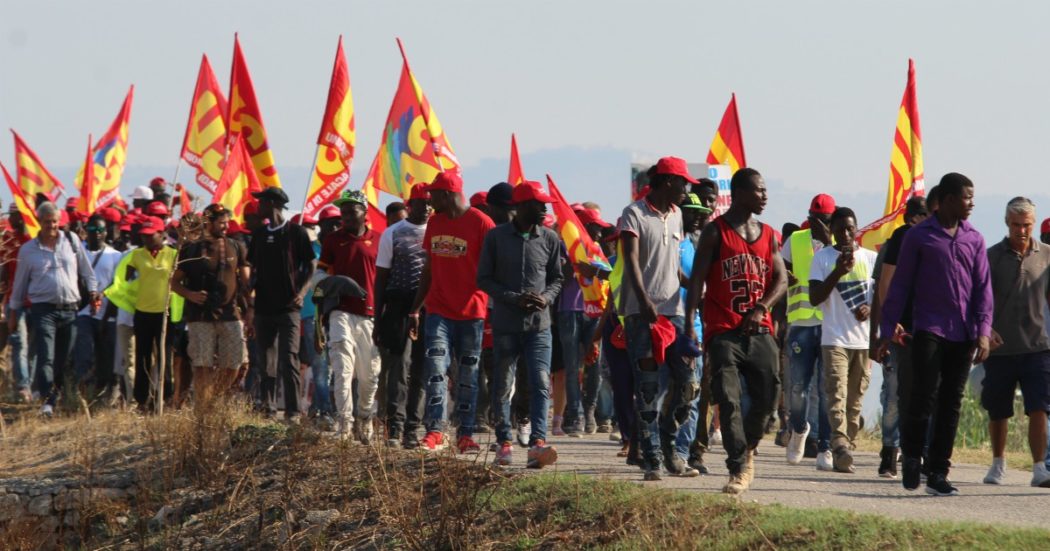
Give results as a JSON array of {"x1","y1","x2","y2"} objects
[
  {"x1": 624, "y1": 314, "x2": 699, "y2": 469},
  {"x1": 492, "y1": 328, "x2": 553, "y2": 446},
  {"x1": 422, "y1": 314, "x2": 483, "y2": 438}
]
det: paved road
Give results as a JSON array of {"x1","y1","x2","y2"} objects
[{"x1": 469, "y1": 432, "x2": 1050, "y2": 529}]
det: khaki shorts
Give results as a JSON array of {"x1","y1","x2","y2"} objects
[{"x1": 187, "y1": 321, "x2": 247, "y2": 370}]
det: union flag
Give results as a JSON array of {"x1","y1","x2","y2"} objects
[
  {"x1": 304, "y1": 36, "x2": 355, "y2": 219},
  {"x1": 228, "y1": 34, "x2": 281, "y2": 189},
  {"x1": 11, "y1": 130, "x2": 63, "y2": 205},
  {"x1": 508, "y1": 133, "x2": 525, "y2": 185},
  {"x1": 706, "y1": 93, "x2": 747, "y2": 173},
  {"x1": 75, "y1": 86, "x2": 133, "y2": 211},
  {"x1": 1, "y1": 160, "x2": 40, "y2": 237},
  {"x1": 180, "y1": 55, "x2": 228, "y2": 194},
  {"x1": 211, "y1": 137, "x2": 262, "y2": 223}
]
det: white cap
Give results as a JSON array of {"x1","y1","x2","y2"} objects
[{"x1": 131, "y1": 186, "x2": 154, "y2": 201}]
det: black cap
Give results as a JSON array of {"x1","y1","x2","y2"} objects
[
  {"x1": 251, "y1": 187, "x2": 289, "y2": 205},
  {"x1": 487, "y1": 182, "x2": 514, "y2": 209}
]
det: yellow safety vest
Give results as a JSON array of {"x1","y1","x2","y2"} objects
[
  {"x1": 104, "y1": 250, "x2": 185, "y2": 323},
  {"x1": 786, "y1": 229, "x2": 822, "y2": 324}
]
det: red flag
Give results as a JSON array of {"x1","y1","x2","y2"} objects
[
  {"x1": 82, "y1": 86, "x2": 133, "y2": 209},
  {"x1": 228, "y1": 34, "x2": 281, "y2": 189},
  {"x1": 548, "y1": 175, "x2": 610, "y2": 317},
  {"x1": 508, "y1": 133, "x2": 525, "y2": 185},
  {"x1": 304, "y1": 36, "x2": 356, "y2": 219},
  {"x1": 75, "y1": 134, "x2": 95, "y2": 215},
  {"x1": 11, "y1": 130, "x2": 63, "y2": 203},
  {"x1": 1, "y1": 160, "x2": 40, "y2": 237},
  {"x1": 212, "y1": 137, "x2": 262, "y2": 223},
  {"x1": 180, "y1": 55, "x2": 228, "y2": 194},
  {"x1": 706, "y1": 93, "x2": 747, "y2": 173},
  {"x1": 174, "y1": 183, "x2": 193, "y2": 216}
]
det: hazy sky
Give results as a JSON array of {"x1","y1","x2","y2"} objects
[{"x1": 2, "y1": 1, "x2": 1049, "y2": 238}]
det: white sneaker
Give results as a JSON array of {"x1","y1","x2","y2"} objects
[
  {"x1": 786, "y1": 424, "x2": 810, "y2": 465},
  {"x1": 709, "y1": 429, "x2": 723, "y2": 446},
  {"x1": 816, "y1": 450, "x2": 833, "y2": 471},
  {"x1": 984, "y1": 459, "x2": 1005, "y2": 485},
  {"x1": 609, "y1": 431, "x2": 622, "y2": 441},
  {"x1": 337, "y1": 419, "x2": 353, "y2": 442},
  {"x1": 517, "y1": 421, "x2": 531, "y2": 447},
  {"x1": 40, "y1": 404, "x2": 54, "y2": 418},
  {"x1": 1032, "y1": 464, "x2": 1050, "y2": 488}
]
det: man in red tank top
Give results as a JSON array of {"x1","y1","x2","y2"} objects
[{"x1": 685, "y1": 168, "x2": 788, "y2": 495}]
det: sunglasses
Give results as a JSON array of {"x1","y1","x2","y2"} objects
[{"x1": 86, "y1": 226, "x2": 106, "y2": 233}]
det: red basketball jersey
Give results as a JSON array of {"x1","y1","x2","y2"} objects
[{"x1": 703, "y1": 217, "x2": 776, "y2": 340}]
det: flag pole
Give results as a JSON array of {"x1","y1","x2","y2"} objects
[
  {"x1": 300, "y1": 143, "x2": 323, "y2": 216},
  {"x1": 396, "y1": 38, "x2": 445, "y2": 173}
]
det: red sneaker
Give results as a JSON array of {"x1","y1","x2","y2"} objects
[
  {"x1": 527, "y1": 439, "x2": 558, "y2": 469},
  {"x1": 494, "y1": 441, "x2": 513, "y2": 466},
  {"x1": 420, "y1": 431, "x2": 446, "y2": 451},
  {"x1": 457, "y1": 435, "x2": 481, "y2": 454}
]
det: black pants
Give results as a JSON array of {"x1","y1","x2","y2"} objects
[
  {"x1": 256, "y1": 311, "x2": 302, "y2": 418},
  {"x1": 900, "y1": 331, "x2": 971, "y2": 475},
  {"x1": 133, "y1": 311, "x2": 165, "y2": 408},
  {"x1": 382, "y1": 334, "x2": 425, "y2": 438},
  {"x1": 707, "y1": 330, "x2": 780, "y2": 474}
]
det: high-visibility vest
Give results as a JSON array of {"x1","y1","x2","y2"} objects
[
  {"x1": 786, "y1": 229, "x2": 822, "y2": 324},
  {"x1": 104, "y1": 250, "x2": 185, "y2": 323}
]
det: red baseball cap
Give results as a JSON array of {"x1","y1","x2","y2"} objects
[
  {"x1": 145, "y1": 201, "x2": 169, "y2": 217},
  {"x1": 429, "y1": 171, "x2": 463, "y2": 193},
  {"x1": 99, "y1": 207, "x2": 123, "y2": 223},
  {"x1": 469, "y1": 191, "x2": 488, "y2": 208},
  {"x1": 576, "y1": 207, "x2": 611, "y2": 228},
  {"x1": 227, "y1": 220, "x2": 250, "y2": 235},
  {"x1": 138, "y1": 216, "x2": 165, "y2": 235},
  {"x1": 511, "y1": 180, "x2": 555, "y2": 205},
  {"x1": 650, "y1": 316, "x2": 677, "y2": 365},
  {"x1": 655, "y1": 156, "x2": 699, "y2": 184},
  {"x1": 410, "y1": 184, "x2": 431, "y2": 202},
  {"x1": 150, "y1": 177, "x2": 166, "y2": 188},
  {"x1": 318, "y1": 205, "x2": 341, "y2": 221},
  {"x1": 1042, "y1": 217, "x2": 1050, "y2": 234},
  {"x1": 65, "y1": 197, "x2": 78, "y2": 208},
  {"x1": 809, "y1": 194, "x2": 836, "y2": 215},
  {"x1": 291, "y1": 212, "x2": 318, "y2": 226}
]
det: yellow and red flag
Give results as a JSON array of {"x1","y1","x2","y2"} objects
[
  {"x1": 75, "y1": 134, "x2": 95, "y2": 215},
  {"x1": 1, "y1": 160, "x2": 40, "y2": 237},
  {"x1": 304, "y1": 36, "x2": 356, "y2": 219},
  {"x1": 857, "y1": 59, "x2": 925, "y2": 249},
  {"x1": 11, "y1": 130, "x2": 63, "y2": 205},
  {"x1": 508, "y1": 133, "x2": 525, "y2": 185},
  {"x1": 79, "y1": 86, "x2": 133, "y2": 210},
  {"x1": 211, "y1": 137, "x2": 262, "y2": 223},
  {"x1": 362, "y1": 173, "x2": 387, "y2": 234},
  {"x1": 180, "y1": 55, "x2": 228, "y2": 194},
  {"x1": 228, "y1": 34, "x2": 281, "y2": 189},
  {"x1": 174, "y1": 183, "x2": 193, "y2": 216},
  {"x1": 706, "y1": 93, "x2": 747, "y2": 173},
  {"x1": 362, "y1": 38, "x2": 459, "y2": 200},
  {"x1": 548, "y1": 175, "x2": 610, "y2": 317}
]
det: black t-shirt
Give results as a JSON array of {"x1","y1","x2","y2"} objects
[
  {"x1": 248, "y1": 221, "x2": 316, "y2": 315},
  {"x1": 875, "y1": 224, "x2": 913, "y2": 332},
  {"x1": 177, "y1": 237, "x2": 247, "y2": 322}
]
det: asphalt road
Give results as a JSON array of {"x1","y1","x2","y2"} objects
[{"x1": 468, "y1": 432, "x2": 1050, "y2": 530}]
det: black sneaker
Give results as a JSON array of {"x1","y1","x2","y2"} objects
[
  {"x1": 688, "y1": 454, "x2": 710, "y2": 475},
  {"x1": 878, "y1": 446, "x2": 898, "y2": 478},
  {"x1": 925, "y1": 473, "x2": 959, "y2": 496},
  {"x1": 902, "y1": 457, "x2": 921, "y2": 491},
  {"x1": 803, "y1": 437, "x2": 818, "y2": 458},
  {"x1": 643, "y1": 469, "x2": 662, "y2": 481}
]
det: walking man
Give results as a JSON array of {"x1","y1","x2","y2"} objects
[
  {"x1": 478, "y1": 180, "x2": 563, "y2": 468},
  {"x1": 685, "y1": 168, "x2": 788, "y2": 494},
  {"x1": 877, "y1": 172, "x2": 993, "y2": 496}
]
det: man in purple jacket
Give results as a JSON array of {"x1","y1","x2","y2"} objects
[{"x1": 876, "y1": 172, "x2": 993, "y2": 497}]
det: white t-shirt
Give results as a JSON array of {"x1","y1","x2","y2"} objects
[
  {"x1": 810, "y1": 246, "x2": 877, "y2": 348},
  {"x1": 78, "y1": 245, "x2": 123, "y2": 320}
]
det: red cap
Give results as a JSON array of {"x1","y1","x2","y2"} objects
[
  {"x1": 243, "y1": 201, "x2": 259, "y2": 217},
  {"x1": 65, "y1": 197, "x2": 78, "y2": 208},
  {"x1": 227, "y1": 220, "x2": 250, "y2": 235},
  {"x1": 809, "y1": 194, "x2": 836, "y2": 215},
  {"x1": 576, "y1": 207, "x2": 611, "y2": 228},
  {"x1": 1042, "y1": 217, "x2": 1050, "y2": 234},
  {"x1": 469, "y1": 191, "x2": 488, "y2": 208},
  {"x1": 410, "y1": 184, "x2": 431, "y2": 202},
  {"x1": 429, "y1": 171, "x2": 463, "y2": 193},
  {"x1": 511, "y1": 180, "x2": 555, "y2": 205},
  {"x1": 145, "y1": 201, "x2": 169, "y2": 217},
  {"x1": 655, "y1": 156, "x2": 699, "y2": 184},
  {"x1": 138, "y1": 216, "x2": 165, "y2": 235},
  {"x1": 291, "y1": 212, "x2": 318, "y2": 226},
  {"x1": 318, "y1": 205, "x2": 341, "y2": 221},
  {"x1": 150, "y1": 177, "x2": 166, "y2": 187},
  {"x1": 99, "y1": 207, "x2": 122, "y2": 223},
  {"x1": 650, "y1": 316, "x2": 677, "y2": 364}
]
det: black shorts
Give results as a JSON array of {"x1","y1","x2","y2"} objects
[{"x1": 981, "y1": 351, "x2": 1050, "y2": 421}]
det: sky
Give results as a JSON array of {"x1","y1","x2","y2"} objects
[{"x1": 2, "y1": 0, "x2": 1049, "y2": 239}]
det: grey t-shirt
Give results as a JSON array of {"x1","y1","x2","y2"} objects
[
  {"x1": 376, "y1": 219, "x2": 427, "y2": 291},
  {"x1": 987, "y1": 238, "x2": 1050, "y2": 356},
  {"x1": 616, "y1": 199, "x2": 684, "y2": 317}
]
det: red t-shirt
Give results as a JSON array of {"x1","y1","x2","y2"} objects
[
  {"x1": 703, "y1": 217, "x2": 776, "y2": 340},
  {"x1": 423, "y1": 207, "x2": 495, "y2": 320},
  {"x1": 320, "y1": 228, "x2": 379, "y2": 317},
  {"x1": 2, "y1": 233, "x2": 31, "y2": 306}
]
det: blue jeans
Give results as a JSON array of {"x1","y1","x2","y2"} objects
[
  {"x1": 659, "y1": 355, "x2": 704, "y2": 458},
  {"x1": 422, "y1": 314, "x2": 483, "y2": 437},
  {"x1": 558, "y1": 311, "x2": 599, "y2": 429},
  {"x1": 73, "y1": 315, "x2": 100, "y2": 382},
  {"x1": 302, "y1": 317, "x2": 334, "y2": 416},
  {"x1": 787, "y1": 325, "x2": 831, "y2": 452},
  {"x1": 7, "y1": 306, "x2": 30, "y2": 392},
  {"x1": 880, "y1": 343, "x2": 906, "y2": 447},
  {"x1": 29, "y1": 303, "x2": 78, "y2": 407},
  {"x1": 624, "y1": 315, "x2": 700, "y2": 468},
  {"x1": 492, "y1": 328, "x2": 553, "y2": 446},
  {"x1": 596, "y1": 350, "x2": 614, "y2": 423}
]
